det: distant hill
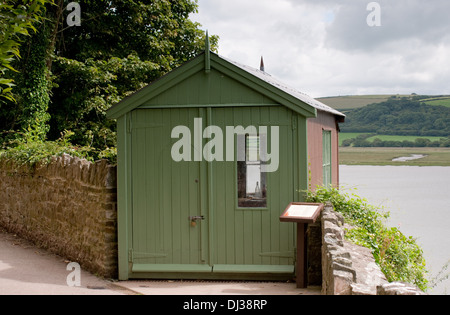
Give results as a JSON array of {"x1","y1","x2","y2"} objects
[
  {"x1": 317, "y1": 94, "x2": 450, "y2": 112},
  {"x1": 317, "y1": 95, "x2": 396, "y2": 111},
  {"x1": 339, "y1": 98, "x2": 450, "y2": 137}
]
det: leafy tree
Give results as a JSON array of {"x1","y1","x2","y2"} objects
[
  {"x1": 0, "y1": 0, "x2": 52, "y2": 102},
  {"x1": 341, "y1": 99, "x2": 450, "y2": 137},
  {"x1": 50, "y1": 0, "x2": 218, "y2": 150},
  {"x1": 13, "y1": 27, "x2": 52, "y2": 139},
  {"x1": 1, "y1": 0, "x2": 218, "y2": 154}
]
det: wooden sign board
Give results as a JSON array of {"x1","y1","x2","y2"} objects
[
  {"x1": 279, "y1": 202, "x2": 324, "y2": 288},
  {"x1": 280, "y1": 202, "x2": 324, "y2": 224}
]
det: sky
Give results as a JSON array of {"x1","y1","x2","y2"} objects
[{"x1": 191, "y1": 0, "x2": 450, "y2": 98}]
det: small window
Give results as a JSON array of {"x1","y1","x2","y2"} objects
[
  {"x1": 237, "y1": 135, "x2": 267, "y2": 208},
  {"x1": 322, "y1": 130, "x2": 332, "y2": 187}
]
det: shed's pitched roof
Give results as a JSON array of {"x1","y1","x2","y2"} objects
[
  {"x1": 106, "y1": 51, "x2": 345, "y2": 120},
  {"x1": 222, "y1": 55, "x2": 345, "y2": 118}
]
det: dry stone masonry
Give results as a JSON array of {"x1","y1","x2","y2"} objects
[
  {"x1": 0, "y1": 154, "x2": 427, "y2": 294},
  {"x1": 0, "y1": 154, "x2": 118, "y2": 278},
  {"x1": 320, "y1": 202, "x2": 426, "y2": 295}
]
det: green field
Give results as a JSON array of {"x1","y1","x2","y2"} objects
[
  {"x1": 318, "y1": 95, "x2": 394, "y2": 110},
  {"x1": 339, "y1": 147, "x2": 450, "y2": 166},
  {"x1": 423, "y1": 98, "x2": 450, "y2": 108},
  {"x1": 323, "y1": 95, "x2": 450, "y2": 166},
  {"x1": 339, "y1": 133, "x2": 364, "y2": 145},
  {"x1": 318, "y1": 94, "x2": 450, "y2": 111}
]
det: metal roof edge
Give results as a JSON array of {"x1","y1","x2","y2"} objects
[
  {"x1": 215, "y1": 54, "x2": 345, "y2": 119},
  {"x1": 210, "y1": 54, "x2": 317, "y2": 118},
  {"x1": 106, "y1": 51, "x2": 345, "y2": 120}
]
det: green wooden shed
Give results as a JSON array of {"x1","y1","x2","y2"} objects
[{"x1": 107, "y1": 41, "x2": 345, "y2": 281}]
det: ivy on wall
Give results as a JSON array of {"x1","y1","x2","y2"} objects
[{"x1": 15, "y1": 28, "x2": 51, "y2": 139}]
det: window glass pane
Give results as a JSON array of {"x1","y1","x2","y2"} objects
[
  {"x1": 322, "y1": 131, "x2": 332, "y2": 187},
  {"x1": 238, "y1": 135, "x2": 267, "y2": 208},
  {"x1": 246, "y1": 136, "x2": 259, "y2": 162}
]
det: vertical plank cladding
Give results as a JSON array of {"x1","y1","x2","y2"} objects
[
  {"x1": 307, "y1": 110, "x2": 340, "y2": 190},
  {"x1": 130, "y1": 104, "x2": 299, "y2": 276},
  {"x1": 211, "y1": 106, "x2": 295, "y2": 268},
  {"x1": 131, "y1": 108, "x2": 204, "y2": 267},
  {"x1": 146, "y1": 69, "x2": 278, "y2": 106}
]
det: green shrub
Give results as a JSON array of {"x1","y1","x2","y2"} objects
[
  {"x1": 306, "y1": 186, "x2": 428, "y2": 291},
  {"x1": 0, "y1": 127, "x2": 117, "y2": 167}
]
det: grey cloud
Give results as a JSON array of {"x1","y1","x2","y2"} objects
[
  {"x1": 325, "y1": 0, "x2": 450, "y2": 52},
  {"x1": 194, "y1": 0, "x2": 450, "y2": 95}
]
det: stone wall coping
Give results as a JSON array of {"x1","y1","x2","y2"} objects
[{"x1": 321, "y1": 202, "x2": 426, "y2": 295}]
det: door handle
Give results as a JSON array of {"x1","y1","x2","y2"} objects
[{"x1": 189, "y1": 216, "x2": 205, "y2": 222}]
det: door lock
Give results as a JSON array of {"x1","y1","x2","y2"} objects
[
  {"x1": 189, "y1": 216, "x2": 205, "y2": 221},
  {"x1": 189, "y1": 216, "x2": 205, "y2": 227}
]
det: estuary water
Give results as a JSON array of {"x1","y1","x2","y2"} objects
[{"x1": 339, "y1": 165, "x2": 450, "y2": 295}]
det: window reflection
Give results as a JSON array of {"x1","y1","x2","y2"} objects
[{"x1": 238, "y1": 135, "x2": 267, "y2": 208}]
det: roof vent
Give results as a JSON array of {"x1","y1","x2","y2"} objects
[
  {"x1": 260, "y1": 56, "x2": 265, "y2": 72},
  {"x1": 205, "y1": 30, "x2": 211, "y2": 73}
]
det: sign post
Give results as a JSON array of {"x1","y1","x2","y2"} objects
[{"x1": 280, "y1": 202, "x2": 324, "y2": 288}]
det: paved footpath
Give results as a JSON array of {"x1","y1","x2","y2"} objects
[
  {"x1": 0, "y1": 229, "x2": 131, "y2": 295},
  {"x1": 0, "y1": 228, "x2": 320, "y2": 296},
  {"x1": 117, "y1": 280, "x2": 320, "y2": 295}
]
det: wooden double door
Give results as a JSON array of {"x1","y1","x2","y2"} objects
[{"x1": 129, "y1": 107, "x2": 296, "y2": 279}]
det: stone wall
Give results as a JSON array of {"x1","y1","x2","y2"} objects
[
  {"x1": 307, "y1": 219, "x2": 323, "y2": 286},
  {"x1": 0, "y1": 154, "x2": 428, "y2": 293},
  {"x1": 320, "y1": 202, "x2": 426, "y2": 295},
  {"x1": 0, "y1": 154, "x2": 117, "y2": 278}
]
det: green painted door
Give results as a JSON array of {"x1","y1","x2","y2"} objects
[
  {"x1": 209, "y1": 106, "x2": 295, "y2": 275},
  {"x1": 129, "y1": 106, "x2": 296, "y2": 278},
  {"x1": 130, "y1": 108, "x2": 211, "y2": 273}
]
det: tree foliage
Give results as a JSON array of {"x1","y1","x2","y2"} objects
[
  {"x1": 341, "y1": 98, "x2": 450, "y2": 137},
  {"x1": 47, "y1": 0, "x2": 218, "y2": 150},
  {"x1": 341, "y1": 134, "x2": 450, "y2": 148},
  {"x1": 14, "y1": 27, "x2": 52, "y2": 139},
  {"x1": 1, "y1": 0, "x2": 218, "y2": 157},
  {"x1": 0, "y1": 0, "x2": 52, "y2": 102}
]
